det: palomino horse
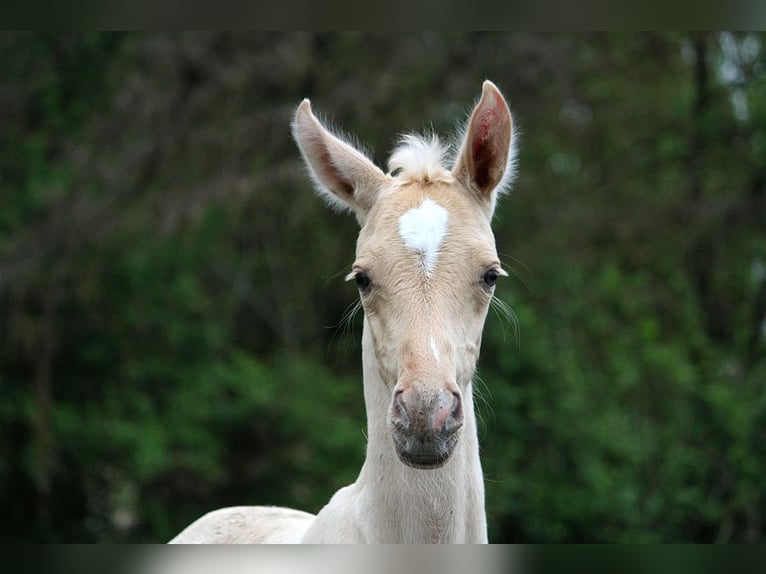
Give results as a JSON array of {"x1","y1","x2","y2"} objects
[{"x1": 169, "y1": 80, "x2": 517, "y2": 544}]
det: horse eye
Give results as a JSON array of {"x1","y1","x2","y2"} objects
[
  {"x1": 355, "y1": 272, "x2": 371, "y2": 293},
  {"x1": 482, "y1": 269, "x2": 499, "y2": 289}
]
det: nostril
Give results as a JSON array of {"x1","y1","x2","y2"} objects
[
  {"x1": 394, "y1": 388, "x2": 405, "y2": 410},
  {"x1": 441, "y1": 392, "x2": 464, "y2": 434},
  {"x1": 390, "y1": 388, "x2": 409, "y2": 429},
  {"x1": 451, "y1": 391, "x2": 463, "y2": 421},
  {"x1": 429, "y1": 389, "x2": 463, "y2": 434}
]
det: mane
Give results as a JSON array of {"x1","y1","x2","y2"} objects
[{"x1": 387, "y1": 134, "x2": 455, "y2": 184}]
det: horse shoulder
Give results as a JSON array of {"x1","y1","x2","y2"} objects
[{"x1": 167, "y1": 506, "x2": 314, "y2": 544}]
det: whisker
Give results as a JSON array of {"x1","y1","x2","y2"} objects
[
  {"x1": 498, "y1": 252, "x2": 530, "y2": 273},
  {"x1": 471, "y1": 373, "x2": 495, "y2": 439},
  {"x1": 490, "y1": 296, "x2": 520, "y2": 348},
  {"x1": 324, "y1": 265, "x2": 354, "y2": 286},
  {"x1": 327, "y1": 298, "x2": 363, "y2": 354},
  {"x1": 483, "y1": 476, "x2": 504, "y2": 484},
  {"x1": 506, "y1": 266, "x2": 534, "y2": 293},
  {"x1": 498, "y1": 252, "x2": 534, "y2": 293}
]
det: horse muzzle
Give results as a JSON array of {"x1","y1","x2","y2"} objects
[{"x1": 389, "y1": 386, "x2": 464, "y2": 469}]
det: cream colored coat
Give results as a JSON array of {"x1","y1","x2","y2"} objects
[{"x1": 169, "y1": 81, "x2": 517, "y2": 544}]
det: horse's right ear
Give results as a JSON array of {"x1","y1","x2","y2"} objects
[{"x1": 292, "y1": 99, "x2": 388, "y2": 221}]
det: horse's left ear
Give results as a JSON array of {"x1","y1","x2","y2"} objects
[{"x1": 452, "y1": 81, "x2": 515, "y2": 218}]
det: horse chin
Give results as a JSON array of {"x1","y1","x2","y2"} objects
[
  {"x1": 392, "y1": 434, "x2": 458, "y2": 469},
  {"x1": 395, "y1": 448, "x2": 452, "y2": 469}
]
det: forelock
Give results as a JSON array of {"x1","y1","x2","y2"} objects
[{"x1": 387, "y1": 134, "x2": 455, "y2": 185}]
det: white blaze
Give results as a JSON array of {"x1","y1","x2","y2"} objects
[{"x1": 397, "y1": 198, "x2": 449, "y2": 277}]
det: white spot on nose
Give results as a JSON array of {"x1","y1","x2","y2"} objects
[
  {"x1": 398, "y1": 198, "x2": 449, "y2": 277},
  {"x1": 429, "y1": 335, "x2": 441, "y2": 364}
]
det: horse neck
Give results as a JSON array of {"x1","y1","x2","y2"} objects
[{"x1": 354, "y1": 320, "x2": 488, "y2": 543}]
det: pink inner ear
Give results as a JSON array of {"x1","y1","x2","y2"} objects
[
  {"x1": 303, "y1": 129, "x2": 355, "y2": 198},
  {"x1": 471, "y1": 109, "x2": 499, "y2": 191},
  {"x1": 317, "y1": 145, "x2": 354, "y2": 197}
]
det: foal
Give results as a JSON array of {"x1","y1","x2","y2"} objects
[{"x1": 170, "y1": 80, "x2": 517, "y2": 544}]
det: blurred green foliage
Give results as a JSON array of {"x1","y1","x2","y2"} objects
[{"x1": 0, "y1": 32, "x2": 764, "y2": 542}]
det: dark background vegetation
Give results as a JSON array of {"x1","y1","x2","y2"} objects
[{"x1": 1, "y1": 32, "x2": 765, "y2": 543}]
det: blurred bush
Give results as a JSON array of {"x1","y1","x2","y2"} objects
[{"x1": 0, "y1": 32, "x2": 764, "y2": 542}]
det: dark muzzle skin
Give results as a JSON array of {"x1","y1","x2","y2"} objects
[{"x1": 389, "y1": 387, "x2": 464, "y2": 469}]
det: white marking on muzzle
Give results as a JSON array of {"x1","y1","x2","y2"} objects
[
  {"x1": 429, "y1": 335, "x2": 441, "y2": 365},
  {"x1": 398, "y1": 198, "x2": 449, "y2": 277}
]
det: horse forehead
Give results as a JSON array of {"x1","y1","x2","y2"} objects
[
  {"x1": 359, "y1": 186, "x2": 495, "y2": 269},
  {"x1": 364, "y1": 186, "x2": 482, "y2": 243}
]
